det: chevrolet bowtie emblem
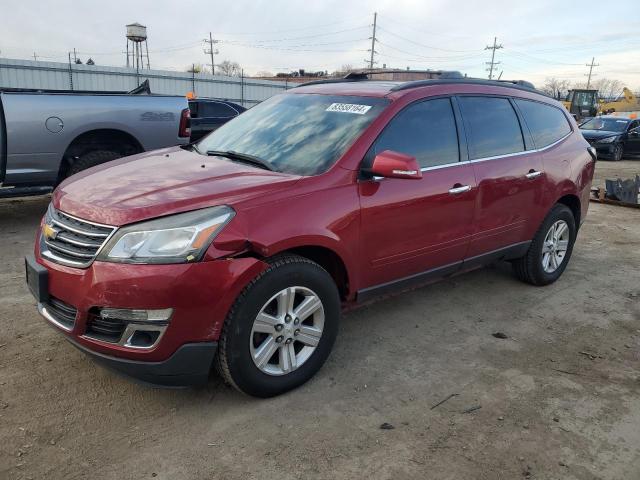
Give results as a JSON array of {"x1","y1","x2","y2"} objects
[{"x1": 43, "y1": 223, "x2": 58, "y2": 240}]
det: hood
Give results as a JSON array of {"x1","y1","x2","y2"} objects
[
  {"x1": 53, "y1": 146, "x2": 301, "y2": 225},
  {"x1": 580, "y1": 129, "x2": 620, "y2": 140}
]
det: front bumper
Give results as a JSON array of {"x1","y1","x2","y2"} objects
[
  {"x1": 28, "y1": 249, "x2": 267, "y2": 386},
  {"x1": 66, "y1": 335, "x2": 218, "y2": 387},
  {"x1": 589, "y1": 142, "x2": 617, "y2": 158}
]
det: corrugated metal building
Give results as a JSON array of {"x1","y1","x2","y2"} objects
[{"x1": 0, "y1": 58, "x2": 289, "y2": 107}]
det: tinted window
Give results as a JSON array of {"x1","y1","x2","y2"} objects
[
  {"x1": 516, "y1": 99, "x2": 571, "y2": 147},
  {"x1": 459, "y1": 97, "x2": 524, "y2": 159},
  {"x1": 367, "y1": 98, "x2": 459, "y2": 168},
  {"x1": 198, "y1": 94, "x2": 389, "y2": 175},
  {"x1": 202, "y1": 102, "x2": 237, "y2": 117}
]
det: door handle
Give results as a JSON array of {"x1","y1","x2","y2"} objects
[
  {"x1": 448, "y1": 185, "x2": 472, "y2": 195},
  {"x1": 525, "y1": 170, "x2": 543, "y2": 179}
]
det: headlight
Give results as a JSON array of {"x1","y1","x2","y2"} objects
[
  {"x1": 97, "y1": 206, "x2": 235, "y2": 264},
  {"x1": 596, "y1": 136, "x2": 617, "y2": 144}
]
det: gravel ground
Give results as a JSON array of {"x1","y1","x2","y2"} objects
[{"x1": 1, "y1": 160, "x2": 639, "y2": 480}]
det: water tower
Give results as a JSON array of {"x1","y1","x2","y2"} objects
[{"x1": 126, "y1": 23, "x2": 150, "y2": 70}]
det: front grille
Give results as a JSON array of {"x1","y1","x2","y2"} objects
[
  {"x1": 44, "y1": 296, "x2": 77, "y2": 330},
  {"x1": 41, "y1": 205, "x2": 116, "y2": 268},
  {"x1": 85, "y1": 311, "x2": 127, "y2": 343}
]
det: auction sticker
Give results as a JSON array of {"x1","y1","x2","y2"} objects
[{"x1": 326, "y1": 103, "x2": 372, "y2": 114}]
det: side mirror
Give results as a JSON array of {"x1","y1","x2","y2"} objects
[{"x1": 367, "y1": 150, "x2": 422, "y2": 180}]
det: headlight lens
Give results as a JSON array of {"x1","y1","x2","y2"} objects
[
  {"x1": 98, "y1": 206, "x2": 235, "y2": 264},
  {"x1": 596, "y1": 136, "x2": 617, "y2": 144}
]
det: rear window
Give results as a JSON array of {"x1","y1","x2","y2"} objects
[
  {"x1": 201, "y1": 102, "x2": 238, "y2": 117},
  {"x1": 515, "y1": 99, "x2": 571, "y2": 148},
  {"x1": 458, "y1": 97, "x2": 525, "y2": 160}
]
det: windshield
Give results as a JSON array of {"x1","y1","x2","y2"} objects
[
  {"x1": 580, "y1": 118, "x2": 629, "y2": 132},
  {"x1": 196, "y1": 93, "x2": 389, "y2": 175}
]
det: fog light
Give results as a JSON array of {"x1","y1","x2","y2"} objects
[{"x1": 99, "y1": 308, "x2": 173, "y2": 324}]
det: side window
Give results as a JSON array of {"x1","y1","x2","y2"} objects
[
  {"x1": 368, "y1": 98, "x2": 459, "y2": 169},
  {"x1": 515, "y1": 99, "x2": 571, "y2": 148},
  {"x1": 458, "y1": 96, "x2": 524, "y2": 160},
  {"x1": 202, "y1": 102, "x2": 237, "y2": 118},
  {"x1": 629, "y1": 120, "x2": 639, "y2": 131}
]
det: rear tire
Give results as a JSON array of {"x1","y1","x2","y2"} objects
[
  {"x1": 216, "y1": 254, "x2": 340, "y2": 397},
  {"x1": 67, "y1": 150, "x2": 121, "y2": 177},
  {"x1": 513, "y1": 204, "x2": 576, "y2": 286}
]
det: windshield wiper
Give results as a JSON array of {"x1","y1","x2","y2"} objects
[{"x1": 206, "y1": 150, "x2": 274, "y2": 171}]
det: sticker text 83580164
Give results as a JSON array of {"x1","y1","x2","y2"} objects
[{"x1": 325, "y1": 103, "x2": 372, "y2": 115}]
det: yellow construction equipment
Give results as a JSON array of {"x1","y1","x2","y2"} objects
[
  {"x1": 562, "y1": 89, "x2": 598, "y2": 121},
  {"x1": 600, "y1": 87, "x2": 640, "y2": 114}
]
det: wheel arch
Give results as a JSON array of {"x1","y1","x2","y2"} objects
[
  {"x1": 556, "y1": 193, "x2": 581, "y2": 228},
  {"x1": 58, "y1": 128, "x2": 144, "y2": 182},
  {"x1": 270, "y1": 244, "x2": 352, "y2": 301}
]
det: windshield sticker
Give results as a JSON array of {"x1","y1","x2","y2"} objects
[
  {"x1": 616, "y1": 120, "x2": 627, "y2": 123},
  {"x1": 326, "y1": 103, "x2": 372, "y2": 115}
]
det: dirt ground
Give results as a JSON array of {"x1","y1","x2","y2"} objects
[{"x1": 1, "y1": 160, "x2": 639, "y2": 480}]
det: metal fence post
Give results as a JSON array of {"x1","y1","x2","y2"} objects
[
  {"x1": 241, "y1": 69, "x2": 245, "y2": 107},
  {"x1": 67, "y1": 52, "x2": 74, "y2": 91}
]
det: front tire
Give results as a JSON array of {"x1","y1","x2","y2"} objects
[
  {"x1": 612, "y1": 143, "x2": 624, "y2": 161},
  {"x1": 513, "y1": 204, "x2": 576, "y2": 286},
  {"x1": 216, "y1": 254, "x2": 340, "y2": 397}
]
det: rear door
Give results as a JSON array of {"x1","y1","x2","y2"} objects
[
  {"x1": 358, "y1": 97, "x2": 477, "y2": 290},
  {"x1": 458, "y1": 96, "x2": 545, "y2": 259}
]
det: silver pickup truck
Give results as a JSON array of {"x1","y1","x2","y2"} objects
[{"x1": 0, "y1": 87, "x2": 190, "y2": 197}]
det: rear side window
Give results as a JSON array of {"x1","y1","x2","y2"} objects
[
  {"x1": 367, "y1": 98, "x2": 459, "y2": 169},
  {"x1": 201, "y1": 102, "x2": 238, "y2": 117},
  {"x1": 458, "y1": 97, "x2": 524, "y2": 160},
  {"x1": 515, "y1": 99, "x2": 571, "y2": 148}
]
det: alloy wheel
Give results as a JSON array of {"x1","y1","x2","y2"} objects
[
  {"x1": 541, "y1": 220, "x2": 570, "y2": 273},
  {"x1": 249, "y1": 286, "x2": 325, "y2": 376}
]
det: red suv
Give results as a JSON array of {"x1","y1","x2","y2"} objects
[{"x1": 26, "y1": 78, "x2": 596, "y2": 397}]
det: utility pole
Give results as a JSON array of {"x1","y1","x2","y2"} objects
[
  {"x1": 366, "y1": 12, "x2": 378, "y2": 70},
  {"x1": 32, "y1": 52, "x2": 38, "y2": 61},
  {"x1": 485, "y1": 37, "x2": 503, "y2": 80},
  {"x1": 73, "y1": 48, "x2": 77, "y2": 63},
  {"x1": 585, "y1": 57, "x2": 599, "y2": 89},
  {"x1": 204, "y1": 32, "x2": 219, "y2": 75}
]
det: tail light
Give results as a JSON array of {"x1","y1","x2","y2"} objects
[{"x1": 178, "y1": 108, "x2": 191, "y2": 138}]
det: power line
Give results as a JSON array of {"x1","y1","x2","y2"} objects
[
  {"x1": 376, "y1": 26, "x2": 482, "y2": 53},
  {"x1": 585, "y1": 57, "x2": 599, "y2": 88},
  {"x1": 485, "y1": 37, "x2": 503, "y2": 80}
]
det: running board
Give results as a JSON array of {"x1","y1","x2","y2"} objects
[{"x1": 0, "y1": 186, "x2": 53, "y2": 198}]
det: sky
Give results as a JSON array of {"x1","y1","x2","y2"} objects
[{"x1": 0, "y1": 0, "x2": 638, "y2": 90}]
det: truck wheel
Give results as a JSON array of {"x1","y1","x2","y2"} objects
[
  {"x1": 612, "y1": 144, "x2": 624, "y2": 161},
  {"x1": 67, "y1": 150, "x2": 121, "y2": 177},
  {"x1": 216, "y1": 254, "x2": 340, "y2": 397},
  {"x1": 512, "y1": 204, "x2": 576, "y2": 286}
]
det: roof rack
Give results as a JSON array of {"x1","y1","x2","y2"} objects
[
  {"x1": 390, "y1": 78, "x2": 544, "y2": 95},
  {"x1": 296, "y1": 69, "x2": 463, "y2": 88}
]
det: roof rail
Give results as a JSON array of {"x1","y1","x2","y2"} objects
[
  {"x1": 390, "y1": 78, "x2": 546, "y2": 96},
  {"x1": 296, "y1": 70, "x2": 464, "y2": 88}
]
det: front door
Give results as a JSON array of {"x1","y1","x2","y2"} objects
[
  {"x1": 358, "y1": 97, "x2": 476, "y2": 291},
  {"x1": 626, "y1": 121, "x2": 640, "y2": 154}
]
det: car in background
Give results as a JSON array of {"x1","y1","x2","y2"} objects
[
  {"x1": 0, "y1": 85, "x2": 190, "y2": 198},
  {"x1": 188, "y1": 99, "x2": 245, "y2": 142},
  {"x1": 579, "y1": 116, "x2": 640, "y2": 161}
]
